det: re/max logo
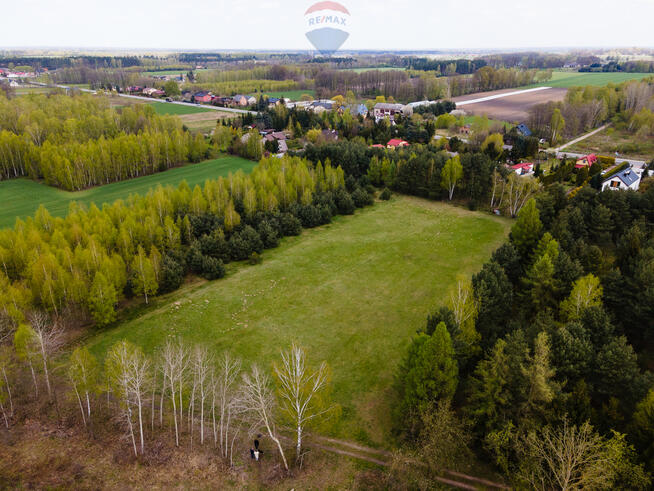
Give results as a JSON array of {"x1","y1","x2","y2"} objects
[{"x1": 308, "y1": 15, "x2": 347, "y2": 26}]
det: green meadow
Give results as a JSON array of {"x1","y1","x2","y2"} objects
[
  {"x1": 86, "y1": 196, "x2": 511, "y2": 444},
  {"x1": 533, "y1": 71, "x2": 652, "y2": 88},
  {"x1": 0, "y1": 157, "x2": 255, "y2": 229},
  {"x1": 149, "y1": 101, "x2": 212, "y2": 115}
]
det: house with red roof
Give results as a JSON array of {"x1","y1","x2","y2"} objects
[
  {"x1": 371, "y1": 144, "x2": 385, "y2": 148},
  {"x1": 387, "y1": 138, "x2": 409, "y2": 149},
  {"x1": 575, "y1": 154, "x2": 598, "y2": 169},
  {"x1": 510, "y1": 162, "x2": 533, "y2": 176}
]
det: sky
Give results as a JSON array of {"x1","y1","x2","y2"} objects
[{"x1": 2, "y1": 0, "x2": 654, "y2": 51}]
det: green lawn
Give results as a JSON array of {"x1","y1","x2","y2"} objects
[
  {"x1": 86, "y1": 196, "x2": 511, "y2": 445},
  {"x1": 0, "y1": 157, "x2": 256, "y2": 229},
  {"x1": 531, "y1": 71, "x2": 652, "y2": 88},
  {"x1": 149, "y1": 101, "x2": 211, "y2": 115},
  {"x1": 250, "y1": 89, "x2": 315, "y2": 101}
]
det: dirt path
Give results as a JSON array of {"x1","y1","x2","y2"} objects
[
  {"x1": 306, "y1": 433, "x2": 511, "y2": 490},
  {"x1": 552, "y1": 123, "x2": 610, "y2": 152}
]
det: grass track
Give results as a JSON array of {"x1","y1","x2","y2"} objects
[
  {"x1": 86, "y1": 196, "x2": 511, "y2": 444},
  {"x1": 0, "y1": 156, "x2": 255, "y2": 229}
]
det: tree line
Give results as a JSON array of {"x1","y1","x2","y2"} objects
[
  {"x1": 390, "y1": 184, "x2": 654, "y2": 487},
  {"x1": 0, "y1": 92, "x2": 210, "y2": 190},
  {"x1": 303, "y1": 140, "x2": 538, "y2": 215},
  {"x1": 0, "y1": 155, "x2": 376, "y2": 330},
  {"x1": 528, "y1": 77, "x2": 654, "y2": 142}
]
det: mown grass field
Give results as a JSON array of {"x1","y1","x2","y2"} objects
[
  {"x1": 149, "y1": 101, "x2": 211, "y2": 115},
  {"x1": 0, "y1": 157, "x2": 256, "y2": 229},
  {"x1": 532, "y1": 71, "x2": 652, "y2": 88},
  {"x1": 86, "y1": 196, "x2": 511, "y2": 445}
]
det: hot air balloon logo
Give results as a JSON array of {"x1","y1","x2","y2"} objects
[{"x1": 304, "y1": 1, "x2": 351, "y2": 55}]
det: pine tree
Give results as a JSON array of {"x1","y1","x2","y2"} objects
[{"x1": 511, "y1": 198, "x2": 543, "y2": 259}]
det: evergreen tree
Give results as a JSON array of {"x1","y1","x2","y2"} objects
[
  {"x1": 395, "y1": 322, "x2": 458, "y2": 433},
  {"x1": 511, "y1": 198, "x2": 543, "y2": 259}
]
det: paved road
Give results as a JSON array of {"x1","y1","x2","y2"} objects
[{"x1": 32, "y1": 82, "x2": 258, "y2": 115}]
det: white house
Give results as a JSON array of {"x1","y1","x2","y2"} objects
[
  {"x1": 601, "y1": 167, "x2": 641, "y2": 191},
  {"x1": 373, "y1": 103, "x2": 412, "y2": 122}
]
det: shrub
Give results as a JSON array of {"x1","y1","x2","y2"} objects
[
  {"x1": 159, "y1": 254, "x2": 185, "y2": 293},
  {"x1": 318, "y1": 204, "x2": 333, "y2": 225},
  {"x1": 380, "y1": 188, "x2": 392, "y2": 200},
  {"x1": 248, "y1": 252, "x2": 263, "y2": 265},
  {"x1": 257, "y1": 220, "x2": 279, "y2": 248},
  {"x1": 198, "y1": 231, "x2": 229, "y2": 261},
  {"x1": 228, "y1": 234, "x2": 251, "y2": 261},
  {"x1": 352, "y1": 188, "x2": 374, "y2": 208},
  {"x1": 334, "y1": 188, "x2": 355, "y2": 215},
  {"x1": 187, "y1": 242, "x2": 205, "y2": 273},
  {"x1": 279, "y1": 213, "x2": 302, "y2": 236},
  {"x1": 298, "y1": 204, "x2": 322, "y2": 228},
  {"x1": 200, "y1": 256, "x2": 225, "y2": 280},
  {"x1": 240, "y1": 225, "x2": 264, "y2": 254}
]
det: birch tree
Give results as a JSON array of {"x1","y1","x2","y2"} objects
[
  {"x1": 67, "y1": 346, "x2": 99, "y2": 429},
  {"x1": 441, "y1": 155, "x2": 463, "y2": 201},
  {"x1": 126, "y1": 345, "x2": 151, "y2": 455},
  {"x1": 490, "y1": 168, "x2": 506, "y2": 210},
  {"x1": 274, "y1": 344, "x2": 333, "y2": 462},
  {"x1": 161, "y1": 339, "x2": 187, "y2": 446},
  {"x1": 505, "y1": 173, "x2": 540, "y2": 218},
  {"x1": 238, "y1": 364, "x2": 289, "y2": 471},
  {"x1": 448, "y1": 277, "x2": 480, "y2": 351},
  {"x1": 212, "y1": 352, "x2": 241, "y2": 456},
  {"x1": 130, "y1": 246, "x2": 157, "y2": 305},
  {"x1": 0, "y1": 346, "x2": 14, "y2": 420},
  {"x1": 106, "y1": 340, "x2": 150, "y2": 456},
  {"x1": 13, "y1": 323, "x2": 39, "y2": 397},
  {"x1": 29, "y1": 311, "x2": 64, "y2": 402},
  {"x1": 190, "y1": 345, "x2": 212, "y2": 446},
  {"x1": 560, "y1": 274, "x2": 603, "y2": 321},
  {"x1": 105, "y1": 341, "x2": 138, "y2": 456}
]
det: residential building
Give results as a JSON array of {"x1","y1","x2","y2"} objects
[
  {"x1": 575, "y1": 154, "x2": 598, "y2": 169},
  {"x1": 194, "y1": 91, "x2": 213, "y2": 103},
  {"x1": 373, "y1": 103, "x2": 412, "y2": 122},
  {"x1": 310, "y1": 101, "x2": 334, "y2": 113},
  {"x1": 602, "y1": 167, "x2": 641, "y2": 191},
  {"x1": 516, "y1": 123, "x2": 532, "y2": 137},
  {"x1": 387, "y1": 138, "x2": 409, "y2": 149},
  {"x1": 510, "y1": 162, "x2": 533, "y2": 175},
  {"x1": 348, "y1": 103, "x2": 369, "y2": 117},
  {"x1": 232, "y1": 94, "x2": 248, "y2": 106}
]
